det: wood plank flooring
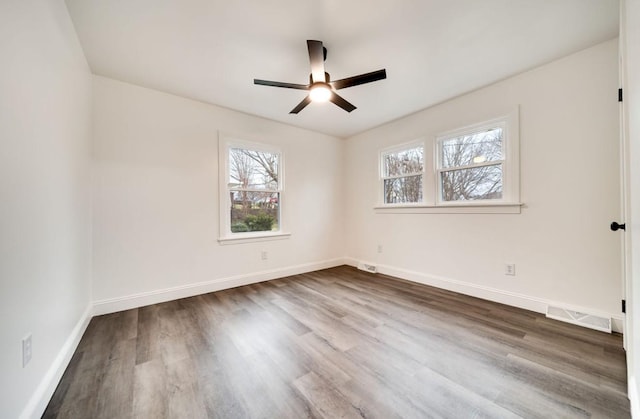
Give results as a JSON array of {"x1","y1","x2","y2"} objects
[{"x1": 43, "y1": 266, "x2": 630, "y2": 418}]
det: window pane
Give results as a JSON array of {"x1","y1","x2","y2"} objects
[
  {"x1": 440, "y1": 164, "x2": 503, "y2": 201},
  {"x1": 384, "y1": 175, "x2": 423, "y2": 204},
  {"x1": 230, "y1": 191, "x2": 279, "y2": 233},
  {"x1": 441, "y1": 127, "x2": 503, "y2": 169},
  {"x1": 229, "y1": 148, "x2": 279, "y2": 190},
  {"x1": 384, "y1": 147, "x2": 423, "y2": 177}
]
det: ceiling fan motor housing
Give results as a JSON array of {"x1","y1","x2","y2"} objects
[{"x1": 309, "y1": 72, "x2": 331, "y2": 84}]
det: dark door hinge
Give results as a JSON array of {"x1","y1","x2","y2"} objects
[
  {"x1": 622, "y1": 299, "x2": 626, "y2": 314},
  {"x1": 619, "y1": 88, "x2": 623, "y2": 102}
]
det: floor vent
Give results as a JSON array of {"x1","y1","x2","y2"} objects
[
  {"x1": 357, "y1": 263, "x2": 378, "y2": 274},
  {"x1": 546, "y1": 305, "x2": 611, "y2": 333}
]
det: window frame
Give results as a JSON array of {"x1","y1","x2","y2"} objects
[
  {"x1": 218, "y1": 134, "x2": 290, "y2": 244},
  {"x1": 379, "y1": 141, "x2": 426, "y2": 206},
  {"x1": 375, "y1": 107, "x2": 521, "y2": 214}
]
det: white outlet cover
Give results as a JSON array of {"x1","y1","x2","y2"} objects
[
  {"x1": 22, "y1": 334, "x2": 32, "y2": 367},
  {"x1": 505, "y1": 264, "x2": 516, "y2": 275}
]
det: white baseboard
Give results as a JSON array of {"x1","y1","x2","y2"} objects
[
  {"x1": 93, "y1": 258, "x2": 346, "y2": 316},
  {"x1": 344, "y1": 258, "x2": 624, "y2": 334},
  {"x1": 19, "y1": 303, "x2": 93, "y2": 419},
  {"x1": 630, "y1": 375, "x2": 639, "y2": 419},
  {"x1": 613, "y1": 316, "x2": 625, "y2": 335}
]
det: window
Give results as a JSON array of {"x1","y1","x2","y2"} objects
[
  {"x1": 437, "y1": 124, "x2": 505, "y2": 203},
  {"x1": 380, "y1": 144, "x2": 424, "y2": 204},
  {"x1": 376, "y1": 108, "x2": 520, "y2": 213},
  {"x1": 219, "y1": 135, "x2": 288, "y2": 243}
]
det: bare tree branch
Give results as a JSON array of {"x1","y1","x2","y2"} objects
[{"x1": 441, "y1": 128, "x2": 503, "y2": 201}]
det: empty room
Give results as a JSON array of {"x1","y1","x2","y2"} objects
[{"x1": 3, "y1": 0, "x2": 640, "y2": 418}]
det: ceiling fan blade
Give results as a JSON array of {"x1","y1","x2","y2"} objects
[
  {"x1": 307, "y1": 40, "x2": 326, "y2": 83},
  {"x1": 290, "y1": 96, "x2": 312, "y2": 114},
  {"x1": 254, "y1": 79, "x2": 309, "y2": 90},
  {"x1": 329, "y1": 92, "x2": 356, "y2": 112},
  {"x1": 330, "y1": 69, "x2": 387, "y2": 90}
]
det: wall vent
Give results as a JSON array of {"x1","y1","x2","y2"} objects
[
  {"x1": 357, "y1": 263, "x2": 378, "y2": 274},
  {"x1": 546, "y1": 305, "x2": 611, "y2": 333}
]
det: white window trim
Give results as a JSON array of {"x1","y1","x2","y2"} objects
[
  {"x1": 217, "y1": 133, "x2": 290, "y2": 244},
  {"x1": 374, "y1": 202, "x2": 523, "y2": 214},
  {"x1": 378, "y1": 140, "x2": 426, "y2": 205},
  {"x1": 375, "y1": 107, "x2": 522, "y2": 214}
]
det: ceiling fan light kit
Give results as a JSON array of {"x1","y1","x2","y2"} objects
[
  {"x1": 309, "y1": 83, "x2": 332, "y2": 102},
  {"x1": 254, "y1": 40, "x2": 386, "y2": 114}
]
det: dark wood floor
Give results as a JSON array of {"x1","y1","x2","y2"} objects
[{"x1": 44, "y1": 266, "x2": 630, "y2": 418}]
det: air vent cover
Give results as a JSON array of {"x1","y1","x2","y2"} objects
[
  {"x1": 357, "y1": 263, "x2": 378, "y2": 274},
  {"x1": 546, "y1": 305, "x2": 611, "y2": 333}
]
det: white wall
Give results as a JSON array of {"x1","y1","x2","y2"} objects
[
  {"x1": 92, "y1": 76, "x2": 345, "y2": 310},
  {"x1": 0, "y1": 1, "x2": 93, "y2": 418},
  {"x1": 344, "y1": 39, "x2": 622, "y2": 321}
]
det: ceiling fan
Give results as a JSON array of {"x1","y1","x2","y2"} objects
[{"x1": 254, "y1": 40, "x2": 387, "y2": 114}]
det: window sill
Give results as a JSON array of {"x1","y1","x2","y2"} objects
[
  {"x1": 218, "y1": 232, "x2": 291, "y2": 245},
  {"x1": 374, "y1": 202, "x2": 523, "y2": 214}
]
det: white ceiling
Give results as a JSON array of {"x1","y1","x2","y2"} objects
[{"x1": 64, "y1": 0, "x2": 619, "y2": 138}]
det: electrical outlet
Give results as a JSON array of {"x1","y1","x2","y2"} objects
[
  {"x1": 261, "y1": 250, "x2": 268, "y2": 260},
  {"x1": 505, "y1": 264, "x2": 516, "y2": 276},
  {"x1": 22, "y1": 334, "x2": 32, "y2": 367},
  {"x1": 377, "y1": 244, "x2": 383, "y2": 253}
]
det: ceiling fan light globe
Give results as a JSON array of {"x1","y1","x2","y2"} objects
[{"x1": 310, "y1": 84, "x2": 332, "y2": 102}]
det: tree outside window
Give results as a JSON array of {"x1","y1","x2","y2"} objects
[
  {"x1": 381, "y1": 145, "x2": 424, "y2": 204},
  {"x1": 438, "y1": 126, "x2": 504, "y2": 202},
  {"x1": 228, "y1": 147, "x2": 280, "y2": 233}
]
